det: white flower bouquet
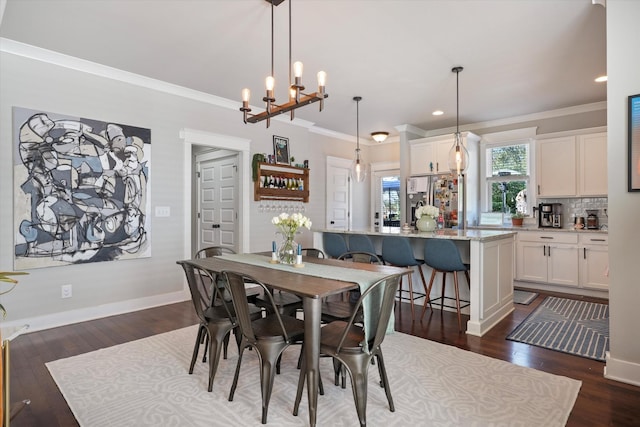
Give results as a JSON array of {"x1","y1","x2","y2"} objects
[
  {"x1": 414, "y1": 204, "x2": 439, "y2": 219},
  {"x1": 271, "y1": 212, "x2": 312, "y2": 238}
]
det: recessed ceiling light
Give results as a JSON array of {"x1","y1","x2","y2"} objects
[
  {"x1": 432, "y1": 110, "x2": 444, "y2": 116},
  {"x1": 595, "y1": 75, "x2": 607, "y2": 82}
]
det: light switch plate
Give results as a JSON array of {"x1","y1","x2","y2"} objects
[{"x1": 155, "y1": 206, "x2": 171, "y2": 217}]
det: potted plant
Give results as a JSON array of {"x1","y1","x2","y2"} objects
[{"x1": 511, "y1": 212, "x2": 525, "y2": 227}]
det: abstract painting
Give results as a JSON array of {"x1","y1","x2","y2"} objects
[{"x1": 13, "y1": 107, "x2": 151, "y2": 269}]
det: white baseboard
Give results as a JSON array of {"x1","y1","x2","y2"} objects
[
  {"x1": 604, "y1": 352, "x2": 640, "y2": 387},
  {"x1": 1, "y1": 289, "x2": 191, "y2": 337}
]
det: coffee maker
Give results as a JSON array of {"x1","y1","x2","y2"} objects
[{"x1": 538, "y1": 203, "x2": 562, "y2": 228}]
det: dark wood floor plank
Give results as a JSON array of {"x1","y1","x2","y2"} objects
[{"x1": 7, "y1": 290, "x2": 640, "y2": 427}]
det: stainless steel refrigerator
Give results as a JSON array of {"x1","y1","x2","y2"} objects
[{"x1": 406, "y1": 174, "x2": 464, "y2": 229}]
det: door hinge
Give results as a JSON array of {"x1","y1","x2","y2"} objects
[
  {"x1": 196, "y1": 171, "x2": 201, "y2": 178},
  {"x1": 197, "y1": 212, "x2": 201, "y2": 219}
]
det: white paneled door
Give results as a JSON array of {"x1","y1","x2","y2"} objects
[
  {"x1": 197, "y1": 152, "x2": 239, "y2": 253},
  {"x1": 326, "y1": 156, "x2": 352, "y2": 230}
]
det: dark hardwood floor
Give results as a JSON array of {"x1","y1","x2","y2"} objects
[{"x1": 8, "y1": 289, "x2": 640, "y2": 426}]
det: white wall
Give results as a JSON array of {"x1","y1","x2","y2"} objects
[
  {"x1": 0, "y1": 47, "x2": 357, "y2": 332},
  {"x1": 604, "y1": 0, "x2": 640, "y2": 387}
]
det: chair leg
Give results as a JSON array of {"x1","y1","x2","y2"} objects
[
  {"x1": 189, "y1": 325, "x2": 205, "y2": 374},
  {"x1": 464, "y1": 269, "x2": 470, "y2": 288},
  {"x1": 420, "y1": 270, "x2": 437, "y2": 321},
  {"x1": 260, "y1": 354, "x2": 279, "y2": 424},
  {"x1": 345, "y1": 361, "x2": 369, "y2": 427},
  {"x1": 229, "y1": 344, "x2": 247, "y2": 401},
  {"x1": 453, "y1": 271, "x2": 463, "y2": 331},
  {"x1": 375, "y1": 350, "x2": 395, "y2": 412},
  {"x1": 440, "y1": 271, "x2": 447, "y2": 312},
  {"x1": 407, "y1": 270, "x2": 415, "y2": 320},
  {"x1": 207, "y1": 328, "x2": 228, "y2": 392},
  {"x1": 416, "y1": 264, "x2": 430, "y2": 309}
]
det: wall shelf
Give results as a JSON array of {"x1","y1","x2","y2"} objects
[{"x1": 254, "y1": 162, "x2": 309, "y2": 203}]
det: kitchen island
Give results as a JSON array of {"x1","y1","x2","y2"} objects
[{"x1": 313, "y1": 228, "x2": 516, "y2": 337}]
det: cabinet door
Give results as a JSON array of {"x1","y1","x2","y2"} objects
[
  {"x1": 516, "y1": 241, "x2": 547, "y2": 282},
  {"x1": 578, "y1": 133, "x2": 608, "y2": 196},
  {"x1": 435, "y1": 140, "x2": 453, "y2": 173},
  {"x1": 536, "y1": 136, "x2": 577, "y2": 197},
  {"x1": 580, "y1": 245, "x2": 609, "y2": 290},
  {"x1": 547, "y1": 244, "x2": 579, "y2": 286},
  {"x1": 410, "y1": 142, "x2": 435, "y2": 175}
]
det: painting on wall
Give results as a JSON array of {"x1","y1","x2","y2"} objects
[
  {"x1": 629, "y1": 94, "x2": 640, "y2": 191},
  {"x1": 13, "y1": 107, "x2": 151, "y2": 269}
]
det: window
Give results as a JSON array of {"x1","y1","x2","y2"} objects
[
  {"x1": 381, "y1": 176, "x2": 401, "y2": 226},
  {"x1": 483, "y1": 141, "x2": 532, "y2": 215}
]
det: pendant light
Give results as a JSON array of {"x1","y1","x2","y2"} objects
[
  {"x1": 351, "y1": 96, "x2": 368, "y2": 183},
  {"x1": 448, "y1": 66, "x2": 469, "y2": 175}
]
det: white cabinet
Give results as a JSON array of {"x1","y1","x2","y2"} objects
[
  {"x1": 535, "y1": 131, "x2": 607, "y2": 197},
  {"x1": 536, "y1": 136, "x2": 577, "y2": 197},
  {"x1": 516, "y1": 231, "x2": 579, "y2": 286},
  {"x1": 410, "y1": 139, "x2": 453, "y2": 174},
  {"x1": 579, "y1": 233, "x2": 609, "y2": 290},
  {"x1": 578, "y1": 132, "x2": 608, "y2": 196}
]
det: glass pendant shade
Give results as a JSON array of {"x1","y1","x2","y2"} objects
[
  {"x1": 350, "y1": 151, "x2": 368, "y2": 182},
  {"x1": 448, "y1": 132, "x2": 469, "y2": 175}
]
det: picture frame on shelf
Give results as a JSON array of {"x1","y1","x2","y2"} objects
[
  {"x1": 629, "y1": 94, "x2": 640, "y2": 192},
  {"x1": 273, "y1": 136, "x2": 290, "y2": 165}
]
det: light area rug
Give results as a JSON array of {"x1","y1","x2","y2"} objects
[
  {"x1": 513, "y1": 289, "x2": 539, "y2": 305},
  {"x1": 47, "y1": 325, "x2": 581, "y2": 427},
  {"x1": 507, "y1": 296, "x2": 609, "y2": 362}
]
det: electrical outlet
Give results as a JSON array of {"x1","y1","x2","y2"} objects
[{"x1": 61, "y1": 284, "x2": 72, "y2": 299}]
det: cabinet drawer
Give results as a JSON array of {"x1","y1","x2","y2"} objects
[
  {"x1": 578, "y1": 233, "x2": 608, "y2": 245},
  {"x1": 518, "y1": 232, "x2": 578, "y2": 244}
]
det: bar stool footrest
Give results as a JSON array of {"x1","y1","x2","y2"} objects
[
  {"x1": 396, "y1": 289, "x2": 426, "y2": 301},
  {"x1": 428, "y1": 296, "x2": 470, "y2": 311}
]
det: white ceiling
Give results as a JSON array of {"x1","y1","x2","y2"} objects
[{"x1": 0, "y1": 0, "x2": 607, "y2": 141}]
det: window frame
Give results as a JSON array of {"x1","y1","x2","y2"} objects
[{"x1": 480, "y1": 138, "x2": 536, "y2": 216}]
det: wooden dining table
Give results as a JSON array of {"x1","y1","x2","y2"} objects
[{"x1": 184, "y1": 253, "x2": 409, "y2": 427}]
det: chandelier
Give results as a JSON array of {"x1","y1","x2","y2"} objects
[
  {"x1": 240, "y1": 0, "x2": 328, "y2": 128},
  {"x1": 448, "y1": 66, "x2": 469, "y2": 175}
]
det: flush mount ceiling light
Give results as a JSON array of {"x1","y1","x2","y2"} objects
[
  {"x1": 240, "y1": 0, "x2": 328, "y2": 128},
  {"x1": 371, "y1": 132, "x2": 389, "y2": 143},
  {"x1": 432, "y1": 110, "x2": 444, "y2": 116},
  {"x1": 448, "y1": 66, "x2": 470, "y2": 175},
  {"x1": 351, "y1": 96, "x2": 368, "y2": 183}
]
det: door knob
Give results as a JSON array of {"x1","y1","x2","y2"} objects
[{"x1": 330, "y1": 221, "x2": 335, "y2": 224}]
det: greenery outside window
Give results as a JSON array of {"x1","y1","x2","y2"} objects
[{"x1": 483, "y1": 142, "x2": 531, "y2": 215}]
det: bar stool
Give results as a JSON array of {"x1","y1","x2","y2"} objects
[
  {"x1": 381, "y1": 236, "x2": 428, "y2": 320},
  {"x1": 347, "y1": 235, "x2": 379, "y2": 259},
  {"x1": 420, "y1": 239, "x2": 470, "y2": 331},
  {"x1": 323, "y1": 233, "x2": 348, "y2": 258}
]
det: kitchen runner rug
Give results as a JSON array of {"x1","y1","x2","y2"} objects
[
  {"x1": 513, "y1": 289, "x2": 539, "y2": 305},
  {"x1": 47, "y1": 325, "x2": 580, "y2": 427},
  {"x1": 507, "y1": 296, "x2": 609, "y2": 361}
]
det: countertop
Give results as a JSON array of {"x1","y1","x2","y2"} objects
[
  {"x1": 468, "y1": 224, "x2": 608, "y2": 234},
  {"x1": 314, "y1": 227, "x2": 517, "y2": 242}
]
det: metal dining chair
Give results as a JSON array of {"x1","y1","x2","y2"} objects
[
  {"x1": 222, "y1": 270, "x2": 305, "y2": 425},
  {"x1": 293, "y1": 273, "x2": 403, "y2": 426},
  {"x1": 177, "y1": 260, "x2": 261, "y2": 392},
  {"x1": 381, "y1": 236, "x2": 429, "y2": 321},
  {"x1": 421, "y1": 239, "x2": 470, "y2": 331}
]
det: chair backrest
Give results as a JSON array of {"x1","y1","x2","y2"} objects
[
  {"x1": 222, "y1": 270, "x2": 291, "y2": 343},
  {"x1": 381, "y1": 236, "x2": 419, "y2": 267},
  {"x1": 302, "y1": 248, "x2": 325, "y2": 258},
  {"x1": 348, "y1": 234, "x2": 376, "y2": 254},
  {"x1": 196, "y1": 246, "x2": 236, "y2": 258},
  {"x1": 423, "y1": 239, "x2": 466, "y2": 272},
  {"x1": 178, "y1": 260, "x2": 233, "y2": 323},
  {"x1": 336, "y1": 273, "x2": 402, "y2": 353},
  {"x1": 337, "y1": 251, "x2": 383, "y2": 265},
  {"x1": 322, "y1": 233, "x2": 348, "y2": 258}
]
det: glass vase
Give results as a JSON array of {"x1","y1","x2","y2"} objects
[
  {"x1": 416, "y1": 216, "x2": 436, "y2": 232},
  {"x1": 277, "y1": 232, "x2": 298, "y2": 265}
]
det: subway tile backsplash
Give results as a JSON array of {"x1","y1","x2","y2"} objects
[{"x1": 538, "y1": 197, "x2": 608, "y2": 228}]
